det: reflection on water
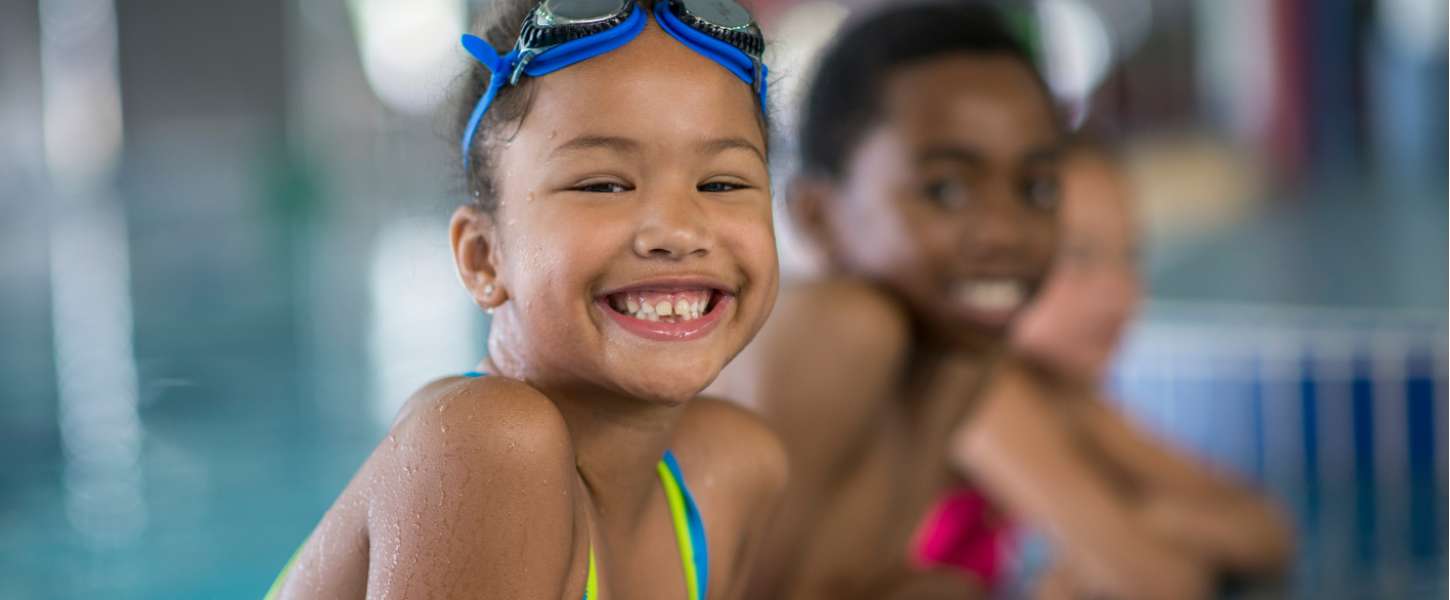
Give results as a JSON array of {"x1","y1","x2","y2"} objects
[{"x1": 52, "y1": 197, "x2": 147, "y2": 549}]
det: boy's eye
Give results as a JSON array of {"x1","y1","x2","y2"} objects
[
  {"x1": 699, "y1": 181, "x2": 747, "y2": 193},
  {"x1": 576, "y1": 181, "x2": 631, "y2": 194},
  {"x1": 922, "y1": 177, "x2": 970, "y2": 210},
  {"x1": 1021, "y1": 174, "x2": 1060, "y2": 211}
]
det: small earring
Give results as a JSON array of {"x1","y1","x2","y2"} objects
[{"x1": 482, "y1": 283, "x2": 497, "y2": 315}]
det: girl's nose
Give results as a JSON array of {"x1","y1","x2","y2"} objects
[{"x1": 632, "y1": 190, "x2": 713, "y2": 260}]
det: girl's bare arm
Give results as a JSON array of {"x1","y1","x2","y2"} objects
[
  {"x1": 1065, "y1": 395, "x2": 1293, "y2": 575},
  {"x1": 952, "y1": 364, "x2": 1213, "y2": 600}
]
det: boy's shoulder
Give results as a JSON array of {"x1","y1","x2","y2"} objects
[{"x1": 765, "y1": 277, "x2": 912, "y2": 361}]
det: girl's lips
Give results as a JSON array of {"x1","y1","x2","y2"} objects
[{"x1": 597, "y1": 294, "x2": 732, "y2": 342}]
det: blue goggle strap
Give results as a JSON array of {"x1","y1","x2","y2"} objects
[
  {"x1": 653, "y1": 0, "x2": 768, "y2": 111},
  {"x1": 459, "y1": 4, "x2": 648, "y2": 165}
]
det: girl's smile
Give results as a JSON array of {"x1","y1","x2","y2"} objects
[{"x1": 596, "y1": 276, "x2": 735, "y2": 341}]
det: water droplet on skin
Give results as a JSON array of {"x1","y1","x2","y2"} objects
[{"x1": 440, "y1": 425, "x2": 449, "y2": 434}]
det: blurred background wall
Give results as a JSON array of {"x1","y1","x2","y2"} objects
[{"x1": 0, "y1": 0, "x2": 1444, "y2": 597}]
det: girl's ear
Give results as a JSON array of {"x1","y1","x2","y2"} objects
[
  {"x1": 787, "y1": 174, "x2": 840, "y2": 264},
  {"x1": 450, "y1": 205, "x2": 508, "y2": 310}
]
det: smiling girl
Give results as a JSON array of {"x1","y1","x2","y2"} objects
[{"x1": 265, "y1": 1, "x2": 786, "y2": 598}]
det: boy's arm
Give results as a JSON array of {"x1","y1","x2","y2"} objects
[{"x1": 1066, "y1": 395, "x2": 1294, "y2": 575}]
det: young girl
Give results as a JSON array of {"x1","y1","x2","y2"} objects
[
  {"x1": 710, "y1": 4, "x2": 1064, "y2": 597},
  {"x1": 266, "y1": 1, "x2": 786, "y2": 598},
  {"x1": 989, "y1": 140, "x2": 1292, "y2": 598}
]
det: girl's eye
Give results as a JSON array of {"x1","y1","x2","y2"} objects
[
  {"x1": 576, "y1": 181, "x2": 631, "y2": 194},
  {"x1": 922, "y1": 177, "x2": 970, "y2": 210},
  {"x1": 699, "y1": 181, "x2": 747, "y2": 193},
  {"x1": 1021, "y1": 174, "x2": 1060, "y2": 211}
]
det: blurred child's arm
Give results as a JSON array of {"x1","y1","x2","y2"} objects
[
  {"x1": 718, "y1": 281, "x2": 912, "y2": 597},
  {"x1": 362, "y1": 377, "x2": 581, "y2": 598},
  {"x1": 1065, "y1": 395, "x2": 1294, "y2": 576},
  {"x1": 952, "y1": 363, "x2": 1213, "y2": 600}
]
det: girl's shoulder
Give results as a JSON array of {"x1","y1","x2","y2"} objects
[
  {"x1": 386, "y1": 374, "x2": 578, "y2": 493},
  {"x1": 673, "y1": 397, "x2": 789, "y2": 502},
  {"x1": 355, "y1": 376, "x2": 582, "y2": 596}
]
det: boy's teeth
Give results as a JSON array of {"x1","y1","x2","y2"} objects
[{"x1": 955, "y1": 280, "x2": 1025, "y2": 312}]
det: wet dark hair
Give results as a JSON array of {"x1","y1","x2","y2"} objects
[
  {"x1": 453, "y1": 0, "x2": 769, "y2": 211},
  {"x1": 453, "y1": 0, "x2": 548, "y2": 212},
  {"x1": 797, "y1": 1, "x2": 1055, "y2": 181}
]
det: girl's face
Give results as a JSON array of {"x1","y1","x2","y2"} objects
[
  {"x1": 804, "y1": 55, "x2": 1061, "y2": 350},
  {"x1": 1014, "y1": 153, "x2": 1140, "y2": 381},
  {"x1": 453, "y1": 23, "x2": 776, "y2": 404}
]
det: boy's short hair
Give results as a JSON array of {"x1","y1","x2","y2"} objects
[{"x1": 797, "y1": 1, "x2": 1053, "y2": 181}]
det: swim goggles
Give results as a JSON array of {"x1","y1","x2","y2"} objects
[{"x1": 459, "y1": 0, "x2": 769, "y2": 166}]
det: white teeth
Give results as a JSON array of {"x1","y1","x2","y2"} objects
[
  {"x1": 609, "y1": 291, "x2": 712, "y2": 322},
  {"x1": 955, "y1": 280, "x2": 1025, "y2": 312}
]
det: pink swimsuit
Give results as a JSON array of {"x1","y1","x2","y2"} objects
[{"x1": 910, "y1": 486, "x2": 1015, "y2": 590}]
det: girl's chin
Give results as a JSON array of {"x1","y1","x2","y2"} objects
[{"x1": 612, "y1": 372, "x2": 717, "y2": 405}]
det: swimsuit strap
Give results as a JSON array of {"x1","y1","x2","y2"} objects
[
  {"x1": 583, "y1": 545, "x2": 599, "y2": 600},
  {"x1": 584, "y1": 453, "x2": 707, "y2": 600},
  {"x1": 657, "y1": 450, "x2": 710, "y2": 600}
]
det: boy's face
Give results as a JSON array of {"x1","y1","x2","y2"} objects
[{"x1": 810, "y1": 54, "x2": 1062, "y2": 350}]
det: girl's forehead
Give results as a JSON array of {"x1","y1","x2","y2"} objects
[
  {"x1": 549, "y1": 19, "x2": 747, "y2": 99},
  {"x1": 517, "y1": 26, "x2": 764, "y2": 149}
]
